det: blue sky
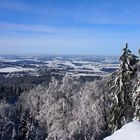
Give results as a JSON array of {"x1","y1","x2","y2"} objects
[{"x1": 0, "y1": 0, "x2": 140, "y2": 55}]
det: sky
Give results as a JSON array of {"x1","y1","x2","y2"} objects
[{"x1": 0, "y1": 0, "x2": 140, "y2": 55}]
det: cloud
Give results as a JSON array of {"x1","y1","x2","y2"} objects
[
  {"x1": 0, "y1": 22, "x2": 108, "y2": 37},
  {"x1": 0, "y1": 22, "x2": 58, "y2": 34}
]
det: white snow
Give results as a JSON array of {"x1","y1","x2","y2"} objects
[
  {"x1": 44, "y1": 59, "x2": 119, "y2": 73},
  {"x1": 46, "y1": 60, "x2": 76, "y2": 68},
  {"x1": 136, "y1": 86, "x2": 140, "y2": 92},
  {"x1": 0, "y1": 67, "x2": 34, "y2": 73},
  {"x1": 0, "y1": 58, "x2": 20, "y2": 62},
  {"x1": 104, "y1": 121, "x2": 140, "y2": 140}
]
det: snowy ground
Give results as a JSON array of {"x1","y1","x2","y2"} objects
[
  {"x1": 104, "y1": 121, "x2": 140, "y2": 140},
  {"x1": 0, "y1": 55, "x2": 119, "y2": 76},
  {"x1": 46, "y1": 60, "x2": 119, "y2": 72},
  {"x1": 0, "y1": 67, "x2": 34, "y2": 73}
]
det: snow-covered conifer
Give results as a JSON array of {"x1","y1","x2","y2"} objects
[{"x1": 108, "y1": 43, "x2": 139, "y2": 132}]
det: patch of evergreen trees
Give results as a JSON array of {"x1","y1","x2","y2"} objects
[{"x1": 108, "y1": 43, "x2": 140, "y2": 132}]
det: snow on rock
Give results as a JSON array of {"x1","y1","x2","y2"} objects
[{"x1": 104, "y1": 121, "x2": 140, "y2": 140}]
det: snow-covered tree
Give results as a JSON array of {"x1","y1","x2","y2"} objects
[
  {"x1": 132, "y1": 50, "x2": 140, "y2": 121},
  {"x1": 16, "y1": 111, "x2": 28, "y2": 140},
  {"x1": 11, "y1": 126, "x2": 16, "y2": 140},
  {"x1": 133, "y1": 86, "x2": 140, "y2": 120},
  {"x1": 108, "y1": 43, "x2": 139, "y2": 132}
]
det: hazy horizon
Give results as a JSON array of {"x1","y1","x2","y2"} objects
[{"x1": 0, "y1": 53, "x2": 120, "y2": 57}]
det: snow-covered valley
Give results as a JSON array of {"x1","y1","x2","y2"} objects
[
  {"x1": 0, "y1": 49, "x2": 140, "y2": 140},
  {"x1": 0, "y1": 55, "x2": 119, "y2": 78}
]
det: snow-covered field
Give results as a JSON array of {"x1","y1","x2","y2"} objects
[
  {"x1": 104, "y1": 121, "x2": 140, "y2": 140},
  {"x1": 46, "y1": 60, "x2": 119, "y2": 72},
  {"x1": 0, "y1": 67, "x2": 34, "y2": 73},
  {"x1": 0, "y1": 55, "x2": 119, "y2": 76},
  {"x1": 0, "y1": 57, "x2": 20, "y2": 62}
]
